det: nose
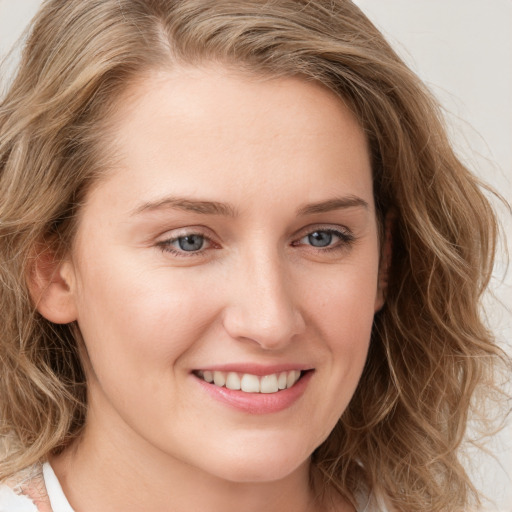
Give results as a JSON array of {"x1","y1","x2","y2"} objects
[{"x1": 222, "y1": 249, "x2": 306, "y2": 350}]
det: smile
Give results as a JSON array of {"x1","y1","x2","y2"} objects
[
  {"x1": 193, "y1": 367, "x2": 314, "y2": 414},
  {"x1": 195, "y1": 370, "x2": 302, "y2": 393}
]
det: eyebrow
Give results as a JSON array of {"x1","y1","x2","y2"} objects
[
  {"x1": 131, "y1": 197, "x2": 239, "y2": 217},
  {"x1": 131, "y1": 194, "x2": 368, "y2": 217},
  {"x1": 296, "y1": 195, "x2": 369, "y2": 216}
]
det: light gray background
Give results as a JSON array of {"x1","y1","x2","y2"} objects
[{"x1": 1, "y1": 1, "x2": 511, "y2": 510}]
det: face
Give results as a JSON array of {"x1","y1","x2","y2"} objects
[{"x1": 63, "y1": 66, "x2": 384, "y2": 483}]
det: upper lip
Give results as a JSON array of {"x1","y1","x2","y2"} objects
[{"x1": 192, "y1": 363, "x2": 314, "y2": 376}]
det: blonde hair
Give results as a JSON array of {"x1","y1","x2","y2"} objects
[{"x1": 0, "y1": 1, "x2": 508, "y2": 510}]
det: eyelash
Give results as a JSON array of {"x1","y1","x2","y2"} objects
[
  {"x1": 157, "y1": 232, "x2": 216, "y2": 258},
  {"x1": 157, "y1": 227, "x2": 356, "y2": 258},
  {"x1": 292, "y1": 228, "x2": 355, "y2": 252}
]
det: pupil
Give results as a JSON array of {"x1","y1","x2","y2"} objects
[
  {"x1": 178, "y1": 235, "x2": 204, "y2": 251},
  {"x1": 309, "y1": 231, "x2": 332, "y2": 247}
]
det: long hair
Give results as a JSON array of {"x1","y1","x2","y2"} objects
[{"x1": 0, "y1": 1, "x2": 507, "y2": 510}]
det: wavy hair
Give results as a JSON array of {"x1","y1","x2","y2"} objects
[{"x1": 0, "y1": 1, "x2": 508, "y2": 510}]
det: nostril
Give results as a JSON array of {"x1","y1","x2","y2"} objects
[{"x1": 221, "y1": 303, "x2": 306, "y2": 350}]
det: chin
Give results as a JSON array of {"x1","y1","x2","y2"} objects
[
  {"x1": 213, "y1": 459, "x2": 308, "y2": 484},
  {"x1": 194, "y1": 436, "x2": 312, "y2": 483}
]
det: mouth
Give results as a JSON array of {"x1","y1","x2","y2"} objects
[
  {"x1": 193, "y1": 366, "x2": 314, "y2": 414},
  {"x1": 193, "y1": 369, "x2": 308, "y2": 394}
]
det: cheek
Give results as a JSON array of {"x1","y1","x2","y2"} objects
[
  {"x1": 300, "y1": 261, "x2": 377, "y2": 419},
  {"x1": 304, "y1": 257, "x2": 378, "y2": 345},
  {"x1": 72, "y1": 250, "x2": 219, "y2": 381}
]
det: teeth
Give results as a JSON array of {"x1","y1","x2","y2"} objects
[
  {"x1": 241, "y1": 374, "x2": 260, "y2": 392},
  {"x1": 287, "y1": 370, "x2": 299, "y2": 388},
  {"x1": 277, "y1": 372, "x2": 287, "y2": 390},
  {"x1": 260, "y1": 374, "x2": 278, "y2": 393},
  {"x1": 198, "y1": 370, "x2": 302, "y2": 393},
  {"x1": 213, "y1": 371, "x2": 226, "y2": 387},
  {"x1": 225, "y1": 372, "x2": 241, "y2": 390}
]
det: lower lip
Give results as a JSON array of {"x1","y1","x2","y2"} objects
[{"x1": 194, "y1": 371, "x2": 313, "y2": 414}]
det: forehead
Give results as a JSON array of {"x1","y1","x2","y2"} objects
[{"x1": 87, "y1": 65, "x2": 373, "y2": 217}]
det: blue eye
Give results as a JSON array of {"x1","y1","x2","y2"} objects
[
  {"x1": 158, "y1": 233, "x2": 211, "y2": 256},
  {"x1": 173, "y1": 234, "x2": 205, "y2": 252},
  {"x1": 296, "y1": 228, "x2": 354, "y2": 250},
  {"x1": 306, "y1": 231, "x2": 334, "y2": 247}
]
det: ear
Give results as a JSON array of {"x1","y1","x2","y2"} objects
[
  {"x1": 28, "y1": 243, "x2": 78, "y2": 324},
  {"x1": 375, "y1": 212, "x2": 394, "y2": 312}
]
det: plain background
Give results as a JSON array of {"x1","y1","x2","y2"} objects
[{"x1": 1, "y1": 1, "x2": 511, "y2": 510}]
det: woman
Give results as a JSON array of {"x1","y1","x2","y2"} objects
[{"x1": 0, "y1": 1, "x2": 507, "y2": 511}]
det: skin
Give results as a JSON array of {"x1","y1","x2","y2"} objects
[{"x1": 42, "y1": 65, "x2": 387, "y2": 512}]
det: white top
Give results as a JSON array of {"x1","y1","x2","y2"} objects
[{"x1": 0, "y1": 463, "x2": 73, "y2": 512}]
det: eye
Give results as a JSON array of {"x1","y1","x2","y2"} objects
[
  {"x1": 294, "y1": 228, "x2": 355, "y2": 251},
  {"x1": 157, "y1": 232, "x2": 214, "y2": 256},
  {"x1": 173, "y1": 234, "x2": 205, "y2": 252},
  {"x1": 303, "y1": 230, "x2": 335, "y2": 248}
]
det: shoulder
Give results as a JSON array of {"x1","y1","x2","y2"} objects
[{"x1": 0, "y1": 464, "x2": 51, "y2": 512}]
